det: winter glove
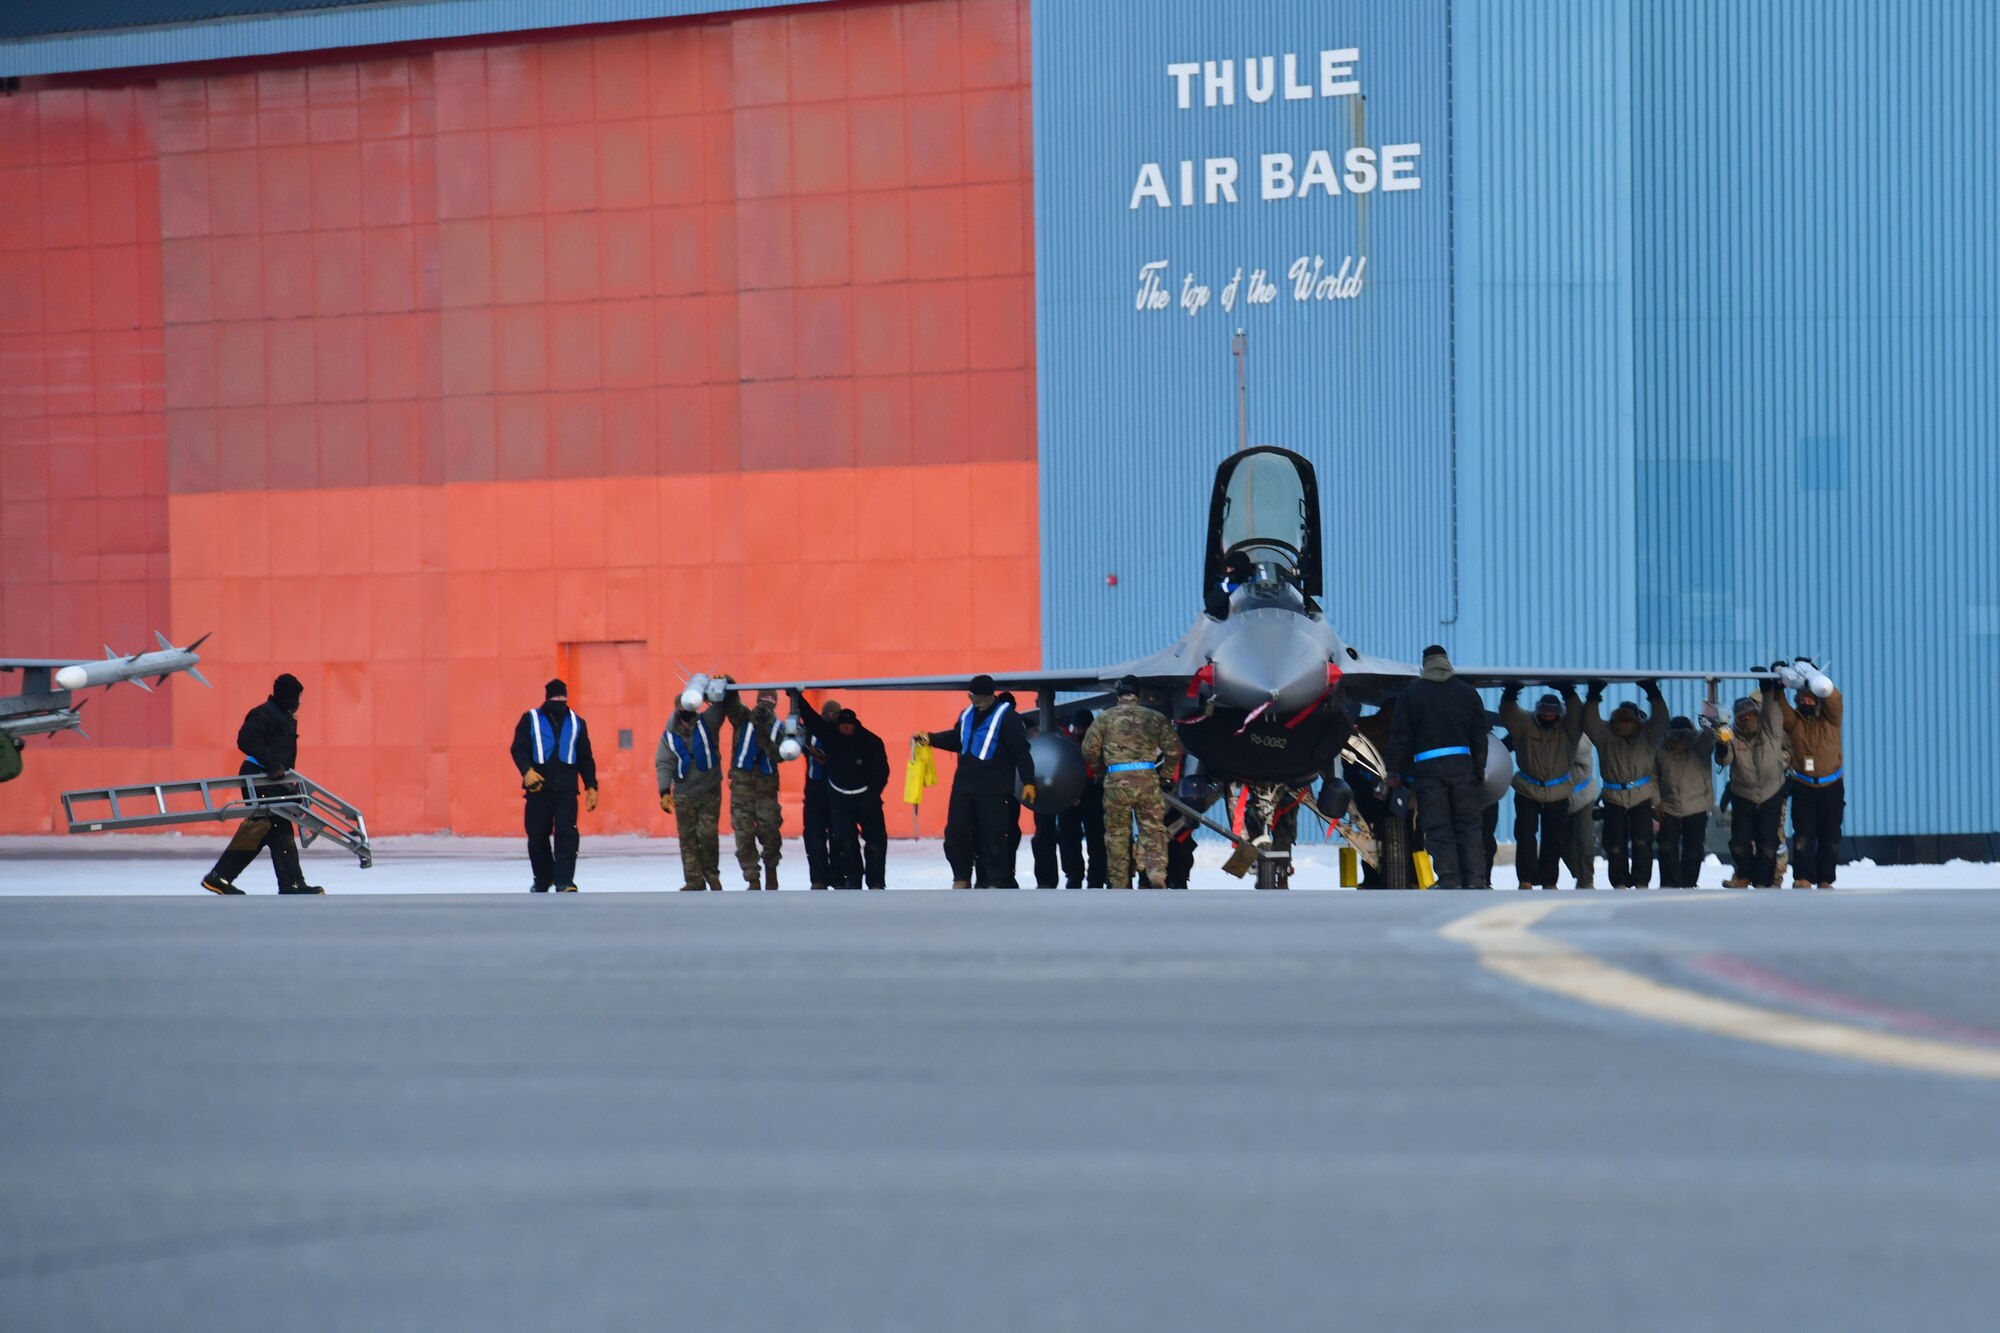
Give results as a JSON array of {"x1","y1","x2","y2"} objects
[
  {"x1": 522, "y1": 767, "x2": 544, "y2": 792},
  {"x1": 1020, "y1": 783, "x2": 1038, "y2": 807},
  {"x1": 585, "y1": 788, "x2": 599, "y2": 813},
  {"x1": 1585, "y1": 681, "x2": 1605, "y2": 703},
  {"x1": 1641, "y1": 679, "x2": 1661, "y2": 694},
  {"x1": 659, "y1": 792, "x2": 675, "y2": 814}
]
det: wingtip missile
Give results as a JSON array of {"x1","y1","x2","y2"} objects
[{"x1": 54, "y1": 632, "x2": 208, "y2": 693}]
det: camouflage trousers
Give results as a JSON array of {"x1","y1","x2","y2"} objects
[
  {"x1": 674, "y1": 785, "x2": 723, "y2": 889},
  {"x1": 731, "y1": 773, "x2": 783, "y2": 883},
  {"x1": 1103, "y1": 772, "x2": 1168, "y2": 889}
]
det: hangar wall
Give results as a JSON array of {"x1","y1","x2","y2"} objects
[
  {"x1": 0, "y1": 0, "x2": 1038, "y2": 839},
  {"x1": 3, "y1": 0, "x2": 1996, "y2": 848}
]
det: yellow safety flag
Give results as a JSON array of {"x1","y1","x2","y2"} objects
[{"x1": 903, "y1": 737, "x2": 937, "y2": 806}]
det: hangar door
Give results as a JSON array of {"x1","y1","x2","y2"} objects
[{"x1": 558, "y1": 641, "x2": 653, "y2": 835}]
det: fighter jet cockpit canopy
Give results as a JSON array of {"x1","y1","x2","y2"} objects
[{"x1": 1204, "y1": 446, "x2": 1323, "y2": 616}]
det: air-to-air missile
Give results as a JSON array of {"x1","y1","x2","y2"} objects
[
  {"x1": 1773, "y1": 657, "x2": 1836, "y2": 698},
  {"x1": 55, "y1": 632, "x2": 212, "y2": 693}
]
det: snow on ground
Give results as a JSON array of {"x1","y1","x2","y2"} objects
[{"x1": 1, "y1": 834, "x2": 1996, "y2": 894}]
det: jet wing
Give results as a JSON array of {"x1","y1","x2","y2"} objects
[
  {"x1": 1451, "y1": 667, "x2": 1779, "y2": 689},
  {"x1": 731, "y1": 666, "x2": 1150, "y2": 695}
]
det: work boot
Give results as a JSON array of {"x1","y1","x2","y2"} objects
[
  {"x1": 556, "y1": 884, "x2": 578, "y2": 893},
  {"x1": 1793, "y1": 878, "x2": 1816, "y2": 890},
  {"x1": 764, "y1": 865, "x2": 779, "y2": 891},
  {"x1": 745, "y1": 879, "x2": 760, "y2": 891},
  {"x1": 530, "y1": 882, "x2": 551, "y2": 893},
  {"x1": 1723, "y1": 877, "x2": 1749, "y2": 888},
  {"x1": 951, "y1": 879, "x2": 971, "y2": 890},
  {"x1": 201, "y1": 875, "x2": 244, "y2": 896},
  {"x1": 679, "y1": 883, "x2": 706, "y2": 892},
  {"x1": 279, "y1": 883, "x2": 325, "y2": 895},
  {"x1": 706, "y1": 874, "x2": 725, "y2": 892},
  {"x1": 810, "y1": 882, "x2": 827, "y2": 891}
]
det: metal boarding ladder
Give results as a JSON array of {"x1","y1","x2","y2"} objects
[{"x1": 61, "y1": 772, "x2": 373, "y2": 869}]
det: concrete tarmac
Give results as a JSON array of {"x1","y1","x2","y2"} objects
[{"x1": 4, "y1": 890, "x2": 1999, "y2": 1331}]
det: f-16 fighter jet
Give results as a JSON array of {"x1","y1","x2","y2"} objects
[{"x1": 740, "y1": 448, "x2": 1781, "y2": 887}]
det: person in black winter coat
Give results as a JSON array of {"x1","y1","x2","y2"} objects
[
  {"x1": 201, "y1": 673, "x2": 321, "y2": 895},
  {"x1": 1386, "y1": 646, "x2": 1491, "y2": 889},
  {"x1": 791, "y1": 690, "x2": 890, "y2": 888},
  {"x1": 921, "y1": 674, "x2": 1036, "y2": 888},
  {"x1": 510, "y1": 678, "x2": 599, "y2": 892}
]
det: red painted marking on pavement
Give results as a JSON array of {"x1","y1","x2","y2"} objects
[{"x1": 1686, "y1": 953, "x2": 2000, "y2": 1051}]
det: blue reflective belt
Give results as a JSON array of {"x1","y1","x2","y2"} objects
[
  {"x1": 241, "y1": 753, "x2": 263, "y2": 769},
  {"x1": 1602, "y1": 775, "x2": 1653, "y2": 792},
  {"x1": 1521, "y1": 773, "x2": 1571, "y2": 788},
  {"x1": 1106, "y1": 761, "x2": 1155, "y2": 774},
  {"x1": 1791, "y1": 767, "x2": 1844, "y2": 786},
  {"x1": 1414, "y1": 746, "x2": 1471, "y2": 762}
]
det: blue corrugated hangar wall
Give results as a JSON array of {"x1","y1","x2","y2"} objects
[{"x1": 1036, "y1": 0, "x2": 2000, "y2": 847}]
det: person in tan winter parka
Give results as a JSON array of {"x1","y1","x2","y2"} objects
[
  {"x1": 1773, "y1": 669, "x2": 1844, "y2": 888},
  {"x1": 1583, "y1": 681, "x2": 1667, "y2": 888},
  {"x1": 1500, "y1": 685, "x2": 1585, "y2": 889},
  {"x1": 1715, "y1": 687, "x2": 1788, "y2": 887},
  {"x1": 1655, "y1": 711, "x2": 1717, "y2": 887}
]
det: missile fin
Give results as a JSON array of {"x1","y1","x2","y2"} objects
[
  {"x1": 133, "y1": 676, "x2": 154, "y2": 693},
  {"x1": 188, "y1": 632, "x2": 212, "y2": 652},
  {"x1": 189, "y1": 667, "x2": 212, "y2": 688}
]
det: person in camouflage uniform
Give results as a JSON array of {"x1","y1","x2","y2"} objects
[
  {"x1": 725, "y1": 688, "x2": 785, "y2": 889},
  {"x1": 1081, "y1": 676, "x2": 1184, "y2": 890},
  {"x1": 657, "y1": 676, "x2": 731, "y2": 891}
]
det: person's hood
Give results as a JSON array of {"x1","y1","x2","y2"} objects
[
  {"x1": 272, "y1": 672, "x2": 304, "y2": 712},
  {"x1": 1420, "y1": 650, "x2": 1453, "y2": 683}
]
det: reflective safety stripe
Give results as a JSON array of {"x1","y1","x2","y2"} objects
[
  {"x1": 733, "y1": 717, "x2": 780, "y2": 775},
  {"x1": 1106, "y1": 761, "x2": 1155, "y2": 774},
  {"x1": 529, "y1": 710, "x2": 580, "y2": 766},
  {"x1": 1791, "y1": 767, "x2": 1844, "y2": 786},
  {"x1": 1414, "y1": 746, "x2": 1471, "y2": 762},
  {"x1": 1520, "y1": 772, "x2": 1572, "y2": 787},
  {"x1": 1602, "y1": 775, "x2": 1652, "y2": 791},
  {"x1": 959, "y1": 701, "x2": 1012, "y2": 760}
]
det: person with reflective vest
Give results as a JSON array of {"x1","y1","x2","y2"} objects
[
  {"x1": 796, "y1": 697, "x2": 843, "y2": 890},
  {"x1": 657, "y1": 677, "x2": 732, "y2": 891},
  {"x1": 1583, "y1": 681, "x2": 1668, "y2": 888},
  {"x1": 793, "y1": 690, "x2": 891, "y2": 889},
  {"x1": 1715, "y1": 686, "x2": 1787, "y2": 887},
  {"x1": 201, "y1": 673, "x2": 322, "y2": 895},
  {"x1": 724, "y1": 689, "x2": 786, "y2": 889},
  {"x1": 920, "y1": 674, "x2": 1036, "y2": 888},
  {"x1": 1080, "y1": 676, "x2": 1184, "y2": 891},
  {"x1": 1499, "y1": 685, "x2": 1586, "y2": 889},
  {"x1": 1386, "y1": 646, "x2": 1490, "y2": 889},
  {"x1": 1772, "y1": 666, "x2": 1844, "y2": 888},
  {"x1": 509, "y1": 678, "x2": 599, "y2": 893}
]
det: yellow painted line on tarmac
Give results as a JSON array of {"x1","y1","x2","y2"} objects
[{"x1": 1440, "y1": 898, "x2": 2000, "y2": 1080}]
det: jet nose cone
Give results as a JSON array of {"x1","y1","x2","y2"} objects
[{"x1": 1208, "y1": 619, "x2": 1328, "y2": 714}]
